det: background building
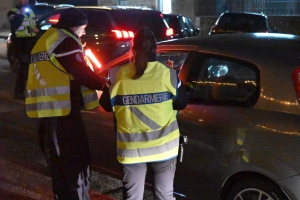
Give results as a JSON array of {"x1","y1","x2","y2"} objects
[{"x1": 1, "y1": 0, "x2": 299, "y2": 35}]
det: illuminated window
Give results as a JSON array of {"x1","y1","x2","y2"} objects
[{"x1": 162, "y1": 0, "x2": 172, "y2": 14}]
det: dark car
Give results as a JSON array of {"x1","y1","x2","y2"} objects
[
  {"x1": 30, "y1": 2, "x2": 74, "y2": 19},
  {"x1": 208, "y1": 11, "x2": 272, "y2": 35},
  {"x1": 163, "y1": 13, "x2": 200, "y2": 38},
  {"x1": 7, "y1": 6, "x2": 174, "y2": 73},
  {"x1": 66, "y1": 32, "x2": 300, "y2": 199}
]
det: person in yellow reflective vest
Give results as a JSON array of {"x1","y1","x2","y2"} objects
[
  {"x1": 26, "y1": 8, "x2": 105, "y2": 200},
  {"x1": 7, "y1": 0, "x2": 39, "y2": 100},
  {"x1": 100, "y1": 27, "x2": 189, "y2": 200}
]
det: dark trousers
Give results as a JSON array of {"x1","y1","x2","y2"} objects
[
  {"x1": 11, "y1": 38, "x2": 35, "y2": 98},
  {"x1": 14, "y1": 61, "x2": 28, "y2": 97},
  {"x1": 122, "y1": 158, "x2": 177, "y2": 200},
  {"x1": 40, "y1": 109, "x2": 91, "y2": 200}
]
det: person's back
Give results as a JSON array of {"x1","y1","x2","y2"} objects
[{"x1": 100, "y1": 27, "x2": 189, "y2": 200}]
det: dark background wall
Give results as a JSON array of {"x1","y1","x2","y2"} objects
[
  {"x1": 33, "y1": 0, "x2": 97, "y2": 5},
  {"x1": 195, "y1": 0, "x2": 217, "y2": 16}
]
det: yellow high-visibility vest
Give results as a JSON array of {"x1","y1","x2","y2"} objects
[
  {"x1": 109, "y1": 62, "x2": 180, "y2": 164},
  {"x1": 9, "y1": 7, "x2": 37, "y2": 38},
  {"x1": 26, "y1": 27, "x2": 99, "y2": 118}
]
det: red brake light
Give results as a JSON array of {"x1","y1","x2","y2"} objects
[
  {"x1": 48, "y1": 14, "x2": 60, "y2": 24},
  {"x1": 292, "y1": 67, "x2": 300, "y2": 103},
  {"x1": 128, "y1": 31, "x2": 134, "y2": 38},
  {"x1": 166, "y1": 28, "x2": 174, "y2": 36},
  {"x1": 122, "y1": 31, "x2": 129, "y2": 38},
  {"x1": 111, "y1": 30, "x2": 134, "y2": 39}
]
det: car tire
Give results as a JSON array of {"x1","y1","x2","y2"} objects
[{"x1": 227, "y1": 178, "x2": 289, "y2": 200}]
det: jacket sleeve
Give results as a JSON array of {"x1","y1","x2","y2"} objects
[
  {"x1": 99, "y1": 85, "x2": 112, "y2": 112},
  {"x1": 54, "y1": 37, "x2": 105, "y2": 90},
  {"x1": 173, "y1": 80, "x2": 190, "y2": 110},
  {"x1": 7, "y1": 11, "x2": 24, "y2": 30}
]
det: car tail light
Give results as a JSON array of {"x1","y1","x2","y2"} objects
[
  {"x1": 292, "y1": 67, "x2": 300, "y2": 103},
  {"x1": 85, "y1": 48, "x2": 101, "y2": 69},
  {"x1": 111, "y1": 30, "x2": 134, "y2": 39},
  {"x1": 166, "y1": 28, "x2": 174, "y2": 36},
  {"x1": 48, "y1": 14, "x2": 60, "y2": 24}
]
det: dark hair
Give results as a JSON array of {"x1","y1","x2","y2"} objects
[{"x1": 132, "y1": 27, "x2": 157, "y2": 79}]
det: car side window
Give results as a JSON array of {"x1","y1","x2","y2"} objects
[
  {"x1": 156, "y1": 51, "x2": 189, "y2": 71},
  {"x1": 185, "y1": 53, "x2": 260, "y2": 107}
]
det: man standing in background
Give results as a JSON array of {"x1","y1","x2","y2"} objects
[{"x1": 7, "y1": 0, "x2": 39, "y2": 100}]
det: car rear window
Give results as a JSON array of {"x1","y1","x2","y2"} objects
[
  {"x1": 164, "y1": 15, "x2": 181, "y2": 31},
  {"x1": 80, "y1": 10, "x2": 112, "y2": 33},
  {"x1": 31, "y1": 5, "x2": 55, "y2": 19},
  {"x1": 218, "y1": 13, "x2": 267, "y2": 30},
  {"x1": 109, "y1": 10, "x2": 167, "y2": 41}
]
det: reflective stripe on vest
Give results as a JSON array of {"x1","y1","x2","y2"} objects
[
  {"x1": 81, "y1": 86, "x2": 100, "y2": 110},
  {"x1": 50, "y1": 29, "x2": 99, "y2": 110},
  {"x1": 109, "y1": 61, "x2": 180, "y2": 164}
]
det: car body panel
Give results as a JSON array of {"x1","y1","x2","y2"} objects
[{"x1": 91, "y1": 33, "x2": 300, "y2": 199}]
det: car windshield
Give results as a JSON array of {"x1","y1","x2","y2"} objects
[{"x1": 218, "y1": 13, "x2": 267, "y2": 30}]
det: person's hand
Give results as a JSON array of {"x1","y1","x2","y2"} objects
[
  {"x1": 32, "y1": 27, "x2": 39, "y2": 33},
  {"x1": 165, "y1": 60, "x2": 174, "y2": 68}
]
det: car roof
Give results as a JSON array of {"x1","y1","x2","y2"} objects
[
  {"x1": 220, "y1": 11, "x2": 268, "y2": 17},
  {"x1": 158, "y1": 33, "x2": 300, "y2": 71},
  {"x1": 73, "y1": 6, "x2": 161, "y2": 13}
]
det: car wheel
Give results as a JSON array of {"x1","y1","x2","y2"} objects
[{"x1": 227, "y1": 178, "x2": 289, "y2": 200}]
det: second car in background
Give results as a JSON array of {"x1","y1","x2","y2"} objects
[
  {"x1": 163, "y1": 13, "x2": 200, "y2": 38},
  {"x1": 36, "y1": 6, "x2": 174, "y2": 66},
  {"x1": 208, "y1": 11, "x2": 273, "y2": 35}
]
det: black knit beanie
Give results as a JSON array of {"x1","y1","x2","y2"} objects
[
  {"x1": 57, "y1": 8, "x2": 88, "y2": 28},
  {"x1": 133, "y1": 27, "x2": 157, "y2": 51}
]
